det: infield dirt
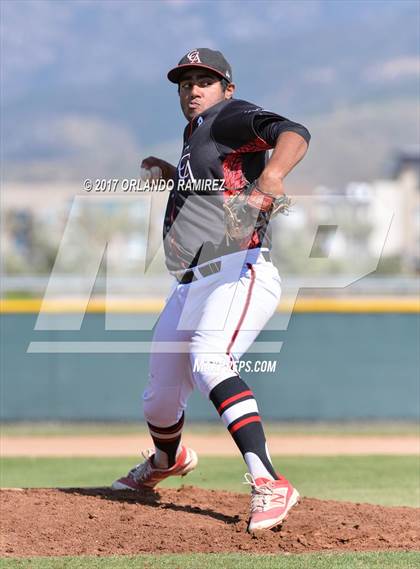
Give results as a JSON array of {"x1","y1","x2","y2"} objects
[{"x1": 1, "y1": 486, "x2": 419, "y2": 557}]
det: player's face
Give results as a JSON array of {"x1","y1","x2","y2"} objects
[{"x1": 178, "y1": 71, "x2": 235, "y2": 121}]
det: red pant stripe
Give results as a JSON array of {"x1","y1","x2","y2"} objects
[{"x1": 226, "y1": 263, "x2": 256, "y2": 355}]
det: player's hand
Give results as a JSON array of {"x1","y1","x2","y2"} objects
[
  {"x1": 140, "y1": 156, "x2": 177, "y2": 182},
  {"x1": 256, "y1": 170, "x2": 285, "y2": 198}
]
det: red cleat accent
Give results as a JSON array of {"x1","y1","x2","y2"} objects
[
  {"x1": 245, "y1": 473, "x2": 300, "y2": 531},
  {"x1": 111, "y1": 446, "x2": 198, "y2": 490}
]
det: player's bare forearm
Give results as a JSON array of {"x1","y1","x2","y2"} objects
[
  {"x1": 159, "y1": 160, "x2": 177, "y2": 181},
  {"x1": 141, "y1": 156, "x2": 177, "y2": 181},
  {"x1": 257, "y1": 131, "x2": 308, "y2": 196}
]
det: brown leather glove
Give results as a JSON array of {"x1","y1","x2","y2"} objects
[{"x1": 223, "y1": 180, "x2": 291, "y2": 240}]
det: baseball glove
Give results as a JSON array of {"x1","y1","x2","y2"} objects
[{"x1": 223, "y1": 180, "x2": 291, "y2": 240}]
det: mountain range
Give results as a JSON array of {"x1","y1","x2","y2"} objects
[{"x1": 2, "y1": 0, "x2": 419, "y2": 190}]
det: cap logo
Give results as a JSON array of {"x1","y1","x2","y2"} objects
[
  {"x1": 225, "y1": 70, "x2": 231, "y2": 79},
  {"x1": 187, "y1": 50, "x2": 201, "y2": 64}
]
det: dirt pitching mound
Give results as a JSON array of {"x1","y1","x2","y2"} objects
[{"x1": 1, "y1": 487, "x2": 419, "y2": 557}]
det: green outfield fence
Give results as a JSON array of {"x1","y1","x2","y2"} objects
[{"x1": 0, "y1": 298, "x2": 419, "y2": 421}]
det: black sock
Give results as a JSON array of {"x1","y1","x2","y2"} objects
[
  {"x1": 147, "y1": 412, "x2": 184, "y2": 468},
  {"x1": 209, "y1": 376, "x2": 278, "y2": 480}
]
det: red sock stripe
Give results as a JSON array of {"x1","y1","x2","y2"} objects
[
  {"x1": 226, "y1": 263, "x2": 256, "y2": 355},
  {"x1": 217, "y1": 390, "x2": 254, "y2": 414},
  {"x1": 229, "y1": 415, "x2": 261, "y2": 434}
]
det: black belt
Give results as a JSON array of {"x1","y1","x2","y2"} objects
[
  {"x1": 261, "y1": 250, "x2": 271, "y2": 263},
  {"x1": 177, "y1": 250, "x2": 271, "y2": 284}
]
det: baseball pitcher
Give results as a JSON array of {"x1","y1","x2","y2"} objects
[{"x1": 112, "y1": 48, "x2": 310, "y2": 532}]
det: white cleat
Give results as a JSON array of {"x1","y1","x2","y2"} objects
[
  {"x1": 112, "y1": 446, "x2": 198, "y2": 490},
  {"x1": 245, "y1": 473, "x2": 300, "y2": 532}
]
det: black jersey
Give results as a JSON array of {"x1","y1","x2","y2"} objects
[{"x1": 163, "y1": 98, "x2": 310, "y2": 272}]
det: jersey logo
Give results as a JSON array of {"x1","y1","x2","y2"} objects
[
  {"x1": 177, "y1": 152, "x2": 196, "y2": 182},
  {"x1": 187, "y1": 49, "x2": 201, "y2": 63}
]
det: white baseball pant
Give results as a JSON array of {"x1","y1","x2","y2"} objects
[{"x1": 143, "y1": 248, "x2": 281, "y2": 427}]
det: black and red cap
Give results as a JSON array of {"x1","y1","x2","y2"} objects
[{"x1": 167, "y1": 48, "x2": 232, "y2": 84}]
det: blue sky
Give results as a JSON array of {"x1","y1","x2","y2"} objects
[{"x1": 1, "y1": 0, "x2": 419, "y2": 187}]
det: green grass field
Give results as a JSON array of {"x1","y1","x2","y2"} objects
[
  {"x1": 1, "y1": 455, "x2": 419, "y2": 507},
  {"x1": 1, "y1": 552, "x2": 420, "y2": 569},
  {"x1": 1, "y1": 421, "x2": 419, "y2": 436}
]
